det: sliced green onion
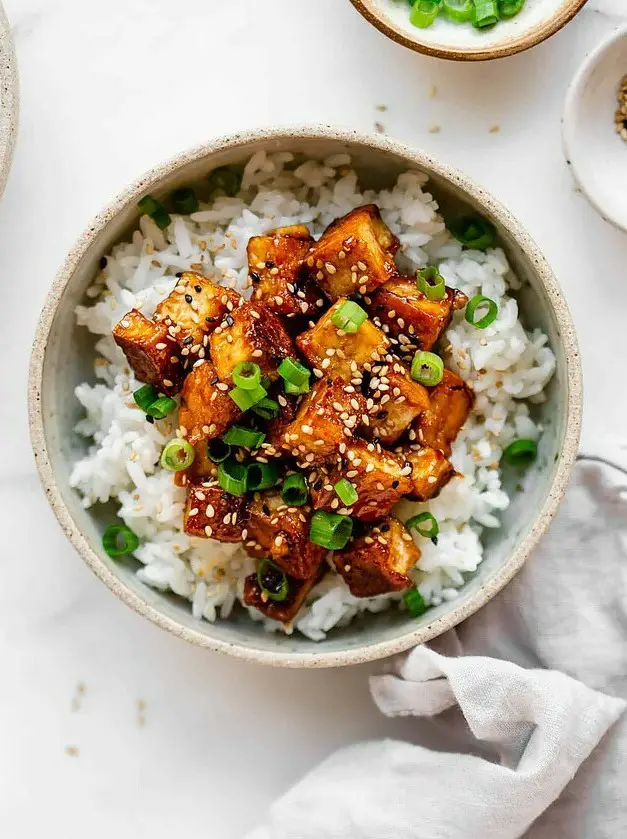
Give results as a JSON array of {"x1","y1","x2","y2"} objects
[
  {"x1": 146, "y1": 396, "x2": 177, "y2": 419},
  {"x1": 472, "y1": 0, "x2": 499, "y2": 26},
  {"x1": 281, "y1": 473, "x2": 309, "y2": 506},
  {"x1": 411, "y1": 351, "x2": 444, "y2": 386},
  {"x1": 330, "y1": 300, "x2": 368, "y2": 334},
  {"x1": 449, "y1": 215, "x2": 497, "y2": 250},
  {"x1": 160, "y1": 439, "x2": 195, "y2": 471},
  {"x1": 498, "y1": 0, "x2": 524, "y2": 16},
  {"x1": 278, "y1": 357, "x2": 310, "y2": 388},
  {"x1": 406, "y1": 512, "x2": 440, "y2": 543},
  {"x1": 252, "y1": 398, "x2": 280, "y2": 421},
  {"x1": 334, "y1": 478, "x2": 358, "y2": 507},
  {"x1": 223, "y1": 425, "x2": 266, "y2": 450},
  {"x1": 416, "y1": 266, "x2": 447, "y2": 301},
  {"x1": 257, "y1": 559, "x2": 289, "y2": 602},
  {"x1": 170, "y1": 187, "x2": 198, "y2": 215},
  {"x1": 217, "y1": 458, "x2": 248, "y2": 496},
  {"x1": 134, "y1": 384, "x2": 159, "y2": 412},
  {"x1": 410, "y1": 0, "x2": 441, "y2": 27},
  {"x1": 246, "y1": 462, "x2": 279, "y2": 491},
  {"x1": 232, "y1": 361, "x2": 261, "y2": 391},
  {"x1": 102, "y1": 524, "x2": 139, "y2": 558},
  {"x1": 403, "y1": 587, "x2": 427, "y2": 618},
  {"x1": 207, "y1": 438, "x2": 232, "y2": 463},
  {"x1": 309, "y1": 511, "x2": 353, "y2": 550},
  {"x1": 465, "y1": 295, "x2": 498, "y2": 329},
  {"x1": 137, "y1": 194, "x2": 171, "y2": 230},
  {"x1": 229, "y1": 384, "x2": 267, "y2": 412},
  {"x1": 503, "y1": 439, "x2": 537, "y2": 468},
  {"x1": 285, "y1": 380, "x2": 310, "y2": 396},
  {"x1": 207, "y1": 166, "x2": 242, "y2": 197},
  {"x1": 442, "y1": 0, "x2": 473, "y2": 21}
]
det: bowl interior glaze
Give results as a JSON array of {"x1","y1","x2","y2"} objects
[
  {"x1": 350, "y1": 0, "x2": 588, "y2": 61},
  {"x1": 30, "y1": 130, "x2": 581, "y2": 667}
]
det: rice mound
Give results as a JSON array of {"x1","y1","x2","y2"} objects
[{"x1": 70, "y1": 151, "x2": 556, "y2": 641}]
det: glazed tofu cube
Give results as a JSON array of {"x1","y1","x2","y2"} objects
[
  {"x1": 311, "y1": 441, "x2": 412, "y2": 522},
  {"x1": 248, "y1": 225, "x2": 321, "y2": 317},
  {"x1": 243, "y1": 566, "x2": 322, "y2": 624},
  {"x1": 333, "y1": 518, "x2": 419, "y2": 597},
  {"x1": 415, "y1": 369, "x2": 474, "y2": 456},
  {"x1": 368, "y1": 277, "x2": 468, "y2": 351},
  {"x1": 404, "y1": 446, "x2": 456, "y2": 501},
  {"x1": 183, "y1": 483, "x2": 247, "y2": 542},
  {"x1": 297, "y1": 298, "x2": 390, "y2": 381},
  {"x1": 280, "y1": 377, "x2": 367, "y2": 461},
  {"x1": 307, "y1": 205, "x2": 399, "y2": 299},
  {"x1": 113, "y1": 309, "x2": 184, "y2": 395},
  {"x1": 209, "y1": 301, "x2": 295, "y2": 383},
  {"x1": 244, "y1": 493, "x2": 324, "y2": 580},
  {"x1": 153, "y1": 271, "x2": 241, "y2": 351},
  {"x1": 178, "y1": 361, "x2": 241, "y2": 444},
  {"x1": 264, "y1": 390, "x2": 299, "y2": 452},
  {"x1": 365, "y1": 361, "x2": 430, "y2": 445}
]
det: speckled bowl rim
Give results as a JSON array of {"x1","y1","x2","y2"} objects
[
  {"x1": 0, "y1": 3, "x2": 19, "y2": 200},
  {"x1": 562, "y1": 25, "x2": 627, "y2": 233},
  {"x1": 28, "y1": 127, "x2": 582, "y2": 668},
  {"x1": 349, "y1": 0, "x2": 588, "y2": 61}
]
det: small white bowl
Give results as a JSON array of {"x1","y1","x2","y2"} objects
[{"x1": 563, "y1": 26, "x2": 627, "y2": 233}]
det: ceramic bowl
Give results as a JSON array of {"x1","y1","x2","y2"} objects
[
  {"x1": 562, "y1": 26, "x2": 627, "y2": 233},
  {"x1": 349, "y1": 0, "x2": 588, "y2": 61},
  {"x1": 29, "y1": 128, "x2": 582, "y2": 668},
  {"x1": 0, "y1": 2, "x2": 19, "y2": 199}
]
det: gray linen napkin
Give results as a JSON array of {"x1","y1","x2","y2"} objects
[{"x1": 245, "y1": 453, "x2": 627, "y2": 839}]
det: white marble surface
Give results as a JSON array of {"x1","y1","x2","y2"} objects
[{"x1": 3, "y1": 0, "x2": 627, "y2": 835}]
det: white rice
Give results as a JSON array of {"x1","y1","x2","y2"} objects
[{"x1": 70, "y1": 151, "x2": 556, "y2": 641}]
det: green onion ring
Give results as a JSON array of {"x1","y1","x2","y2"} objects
[
  {"x1": 257, "y1": 559, "x2": 289, "y2": 602},
  {"x1": 406, "y1": 512, "x2": 440, "y2": 543},
  {"x1": 416, "y1": 266, "x2": 447, "y2": 301},
  {"x1": 217, "y1": 459, "x2": 248, "y2": 496},
  {"x1": 334, "y1": 478, "x2": 359, "y2": 507},
  {"x1": 207, "y1": 438, "x2": 232, "y2": 463},
  {"x1": 410, "y1": 0, "x2": 441, "y2": 27},
  {"x1": 160, "y1": 439, "x2": 196, "y2": 472},
  {"x1": 246, "y1": 462, "x2": 279, "y2": 491},
  {"x1": 442, "y1": 0, "x2": 473, "y2": 21},
  {"x1": 281, "y1": 473, "x2": 309, "y2": 507},
  {"x1": 330, "y1": 300, "x2": 368, "y2": 334},
  {"x1": 278, "y1": 357, "x2": 311, "y2": 388},
  {"x1": 411, "y1": 351, "x2": 444, "y2": 386},
  {"x1": 232, "y1": 361, "x2": 261, "y2": 391},
  {"x1": 309, "y1": 511, "x2": 353, "y2": 550},
  {"x1": 145, "y1": 396, "x2": 177, "y2": 419},
  {"x1": 102, "y1": 524, "x2": 140, "y2": 558},
  {"x1": 252, "y1": 398, "x2": 280, "y2": 421},
  {"x1": 498, "y1": 0, "x2": 524, "y2": 16},
  {"x1": 133, "y1": 384, "x2": 159, "y2": 412},
  {"x1": 465, "y1": 295, "x2": 498, "y2": 329},
  {"x1": 170, "y1": 187, "x2": 199, "y2": 215},
  {"x1": 472, "y1": 0, "x2": 499, "y2": 26},
  {"x1": 403, "y1": 587, "x2": 427, "y2": 617},
  {"x1": 229, "y1": 384, "x2": 267, "y2": 412},
  {"x1": 137, "y1": 194, "x2": 171, "y2": 230},
  {"x1": 223, "y1": 425, "x2": 266, "y2": 450},
  {"x1": 207, "y1": 167, "x2": 242, "y2": 197},
  {"x1": 503, "y1": 439, "x2": 537, "y2": 468},
  {"x1": 449, "y1": 215, "x2": 497, "y2": 250}
]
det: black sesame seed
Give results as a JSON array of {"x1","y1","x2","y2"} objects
[
  {"x1": 185, "y1": 294, "x2": 193, "y2": 304},
  {"x1": 380, "y1": 523, "x2": 390, "y2": 532},
  {"x1": 225, "y1": 315, "x2": 234, "y2": 327},
  {"x1": 146, "y1": 415, "x2": 154, "y2": 424},
  {"x1": 265, "y1": 260, "x2": 275, "y2": 269},
  {"x1": 210, "y1": 377, "x2": 219, "y2": 385},
  {"x1": 313, "y1": 479, "x2": 323, "y2": 491},
  {"x1": 194, "y1": 285, "x2": 202, "y2": 293},
  {"x1": 183, "y1": 336, "x2": 194, "y2": 346},
  {"x1": 250, "y1": 271, "x2": 261, "y2": 283},
  {"x1": 391, "y1": 480, "x2": 399, "y2": 489},
  {"x1": 262, "y1": 504, "x2": 271, "y2": 516},
  {"x1": 99, "y1": 256, "x2": 107, "y2": 269}
]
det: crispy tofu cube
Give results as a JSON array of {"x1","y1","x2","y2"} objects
[
  {"x1": 415, "y1": 369, "x2": 474, "y2": 456},
  {"x1": 368, "y1": 277, "x2": 468, "y2": 351},
  {"x1": 296, "y1": 298, "x2": 390, "y2": 381},
  {"x1": 243, "y1": 565, "x2": 323, "y2": 624},
  {"x1": 113, "y1": 309, "x2": 184, "y2": 395},
  {"x1": 154, "y1": 271, "x2": 241, "y2": 352},
  {"x1": 280, "y1": 377, "x2": 367, "y2": 461},
  {"x1": 404, "y1": 446, "x2": 456, "y2": 501},
  {"x1": 209, "y1": 301, "x2": 295, "y2": 383},
  {"x1": 248, "y1": 225, "x2": 321, "y2": 317},
  {"x1": 264, "y1": 390, "x2": 299, "y2": 451},
  {"x1": 307, "y1": 205, "x2": 399, "y2": 299},
  {"x1": 365, "y1": 361, "x2": 430, "y2": 445},
  {"x1": 311, "y1": 441, "x2": 412, "y2": 522},
  {"x1": 244, "y1": 493, "x2": 324, "y2": 580},
  {"x1": 178, "y1": 361, "x2": 241, "y2": 444},
  {"x1": 183, "y1": 483, "x2": 247, "y2": 542},
  {"x1": 334, "y1": 518, "x2": 419, "y2": 597}
]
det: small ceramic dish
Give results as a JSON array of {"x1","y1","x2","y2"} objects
[
  {"x1": 0, "y1": 2, "x2": 19, "y2": 199},
  {"x1": 350, "y1": 0, "x2": 588, "y2": 61},
  {"x1": 562, "y1": 26, "x2": 627, "y2": 233},
  {"x1": 29, "y1": 128, "x2": 582, "y2": 668}
]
